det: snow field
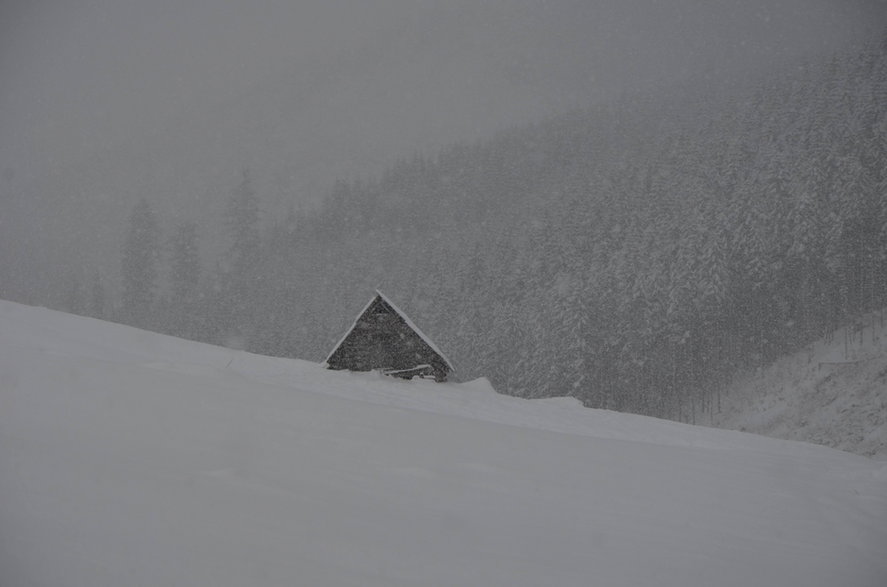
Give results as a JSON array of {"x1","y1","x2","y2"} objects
[{"x1": 1, "y1": 301, "x2": 885, "y2": 586}]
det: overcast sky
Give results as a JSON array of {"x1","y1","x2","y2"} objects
[{"x1": 0, "y1": 0, "x2": 883, "y2": 300}]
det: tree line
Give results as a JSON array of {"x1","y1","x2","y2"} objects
[{"x1": 102, "y1": 37, "x2": 886, "y2": 423}]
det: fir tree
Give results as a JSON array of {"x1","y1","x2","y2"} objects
[
  {"x1": 222, "y1": 168, "x2": 262, "y2": 346},
  {"x1": 121, "y1": 198, "x2": 160, "y2": 328},
  {"x1": 88, "y1": 272, "x2": 106, "y2": 320},
  {"x1": 168, "y1": 221, "x2": 201, "y2": 338}
]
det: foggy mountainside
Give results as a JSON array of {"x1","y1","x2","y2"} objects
[{"x1": 69, "y1": 38, "x2": 887, "y2": 426}]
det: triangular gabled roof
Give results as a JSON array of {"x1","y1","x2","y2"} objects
[{"x1": 323, "y1": 290, "x2": 455, "y2": 373}]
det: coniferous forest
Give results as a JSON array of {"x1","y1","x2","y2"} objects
[{"x1": 107, "y1": 38, "x2": 886, "y2": 422}]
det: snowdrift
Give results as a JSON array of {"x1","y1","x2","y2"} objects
[
  {"x1": 700, "y1": 312, "x2": 887, "y2": 459},
  {"x1": 1, "y1": 301, "x2": 885, "y2": 587}
]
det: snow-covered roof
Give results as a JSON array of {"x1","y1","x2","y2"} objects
[{"x1": 323, "y1": 290, "x2": 455, "y2": 373}]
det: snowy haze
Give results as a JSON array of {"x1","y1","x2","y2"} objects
[
  {"x1": 1, "y1": 300, "x2": 886, "y2": 586},
  {"x1": 0, "y1": 0, "x2": 882, "y2": 300}
]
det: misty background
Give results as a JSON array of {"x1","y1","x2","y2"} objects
[{"x1": 2, "y1": 0, "x2": 881, "y2": 300}]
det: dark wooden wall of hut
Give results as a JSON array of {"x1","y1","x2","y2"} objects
[{"x1": 326, "y1": 297, "x2": 449, "y2": 381}]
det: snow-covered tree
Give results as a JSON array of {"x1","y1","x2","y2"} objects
[
  {"x1": 121, "y1": 198, "x2": 160, "y2": 328},
  {"x1": 167, "y1": 221, "x2": 201, "y2": 339}
]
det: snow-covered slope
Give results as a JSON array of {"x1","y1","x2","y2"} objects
[
  {"x1": 699, "y1": 312, "x2": 887, "y2": 460},
  {"x1": 1, "y1": 301, "x2": 885, "y2": 587}
]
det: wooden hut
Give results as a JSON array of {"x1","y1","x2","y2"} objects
[{"x1": 324, "y1": 291, "x2": 454, "y2": 382}]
